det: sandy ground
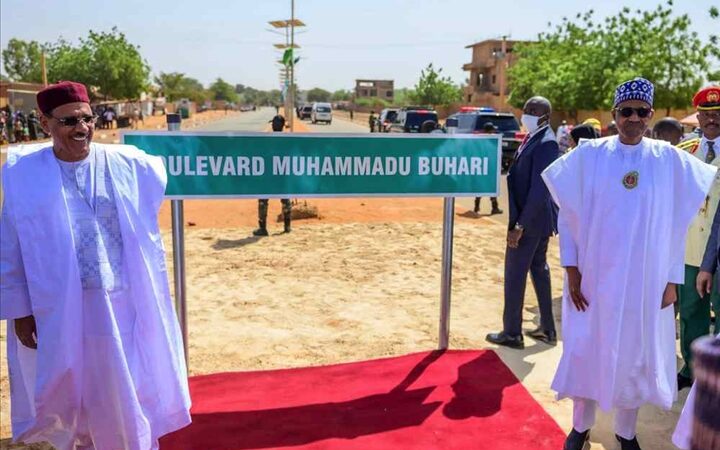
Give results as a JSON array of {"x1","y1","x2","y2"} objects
[{"x1": 0, "y1": 113, "x2": 692, "y2": 449}]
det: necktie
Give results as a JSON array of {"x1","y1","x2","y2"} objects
[{"x1": 706, "y1": 141, "x2": 716, "y2": 163}]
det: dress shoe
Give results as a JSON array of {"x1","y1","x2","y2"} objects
[
  {"x1": 525, "y1": 327, "x2": 557, "y2": 345},
  {"x1": 490, "y1": 207, "x2": 504, "y2": 215},
  {"x1": 677, "y1": 373, "x2": 693, "y2": 390},
  {"x1": 616, "y1": 434, "x2": 641, "y2": 450},
  {"x1": 485, "y1": 331, "x2": 524, "y2": 349},
  {"x1": 563, "y1": 428, "x2": 590, "y2": 450}
]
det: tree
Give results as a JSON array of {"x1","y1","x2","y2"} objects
[
  {"x1": 307, "y1": 88, "x2": 331, "y2": 102},
  {"x1": 208, "y1": 78, "x2": 238, "y2": 103},
  {"x1": 331, "y1": 89, "x2": 352, "y2": 101},
  {"x1": 411, "y1": 63, "x2": 462, "y2": 106},
  {"x1": 508, "y1": 2, "x2": 720, "y2": 116},
  {"x1": 46, "y1": 28, "x2": 150, "y2": 100},
  {"x1": 2, "y1": 38, "x2": 45, "y2": 82},
  {"x1": 154, "y1": 72, "x2": 208, "y2": 103}
]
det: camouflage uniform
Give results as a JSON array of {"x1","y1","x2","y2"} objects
[{"x1": 253, "y1": 116, "x2": 292, "y2": 235}]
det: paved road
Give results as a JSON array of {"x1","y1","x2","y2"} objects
[{"x1": 195, "y1": 108, "x2": 509, "y2": 224}]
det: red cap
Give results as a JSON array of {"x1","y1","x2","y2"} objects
[
  {"x1": 693, "y1": 86, "x2": 720, "y2": 111},
  {"x1": 36, "y1": 81, "x2": 90, "y2": 115}
]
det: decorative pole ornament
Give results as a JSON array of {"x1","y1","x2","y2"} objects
[{"x1": 623, "y1": 171, "x2": 639, "y2": 190}]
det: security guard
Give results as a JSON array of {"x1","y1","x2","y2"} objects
[
  {"x1": 676, "y1": 85, "x2": 720, "y2": 390},
  {"x1": 253, "y1": 115, "x2": 292, "y2": 236}
]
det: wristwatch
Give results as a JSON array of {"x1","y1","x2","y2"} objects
[{"x1": 514, "y1": 223, "x2": 525, "y2": 231}]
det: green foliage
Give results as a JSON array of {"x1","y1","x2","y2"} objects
[
  {"x1": 393, "y1": 88, "x2": 417, "y2": 107},
  {"x1": 208, "y1": 78, "x2": 239, "y2": 103},
  {"x1": 354, "y1": 97, "x2": 390, "y2": 108},
  {"x1": 2, "y1": 38, "x2": 45, "y2": 82},
  {"x1": 331, "y1": 89, "x2": 352, "y2": 101},
  {"x1": 155, "y1": 72, "x2": 208, "y2": 103},
  {"x1": 508, "y1": 2, "x2": 720, "y2": 113},
  {"x1": 307, "y1": 88, "x2": 332, "y2": 102},
  {"x1": 45, "y1": 27, "x2": 150, "y2": 100},
  {"x1": 411, "y1": 63, "x2": 462, "y2": 106},
  {"x1": 708, "y1": 70, "x2": 720, "y2": 82}
]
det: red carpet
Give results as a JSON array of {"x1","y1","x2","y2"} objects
[{"x1": 160, "y1": 350, "x2": 565, "y2": 449}]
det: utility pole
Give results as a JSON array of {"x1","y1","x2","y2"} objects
[
  {"x1": 289, "y1": 0, "x2": 295, "y2": 132},
  {"x1": 269, "y1": 3, "x2": 305, "y2": 132},
  {"x1": 498, "y1": 36, "x2": 507, "y2": 111},
  {"x1": 41, "y1": 52, "x2": 48, "y2": 86}
]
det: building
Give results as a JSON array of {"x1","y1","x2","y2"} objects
[
  {"x1": 462, "y1": 39, "x2": 527, "y2": 111},
  {"x1": 355, "y1": 80, "x2": 394, "y2": 102},
  {"x1": 0, "y1": 81, "x2": 45, "y2": 113}
]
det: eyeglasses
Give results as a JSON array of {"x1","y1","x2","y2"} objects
[
  {"x1": 616, "y1": 107, "x2": 652, "y2": 119},
  {"x1": 49, "y1": 114, "x2": 98, "y2": 127}
]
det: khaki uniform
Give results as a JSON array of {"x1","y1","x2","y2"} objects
[{"x1": 678, "y1": 136, "x2": 720, "y2": 378}]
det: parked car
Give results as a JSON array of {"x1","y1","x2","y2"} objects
[
  {"x1": 389, "y1": 106, "x2": 439, "y2": 133},
  {"x1": 311, "y1": 102, "x2": 333, "y2": 124},
  {"x1": 447, "y1": 107, "x2": 522, "y2": 172},
  {"x1": 299, "y1": 105, "x2": 313, "y2": 120},
  {"x1": 378, "y1": 108, "x2": 399, "y2": 132}
]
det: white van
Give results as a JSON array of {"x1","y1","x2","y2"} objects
[{"x1": 311, "y1": 102, "x2": 333, "y2": 124}]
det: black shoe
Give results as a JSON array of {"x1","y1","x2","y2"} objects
[
  {"x1": 525, "y1": 327, "x2": 557, "y2": 345},
  {"x1": 490, "y1": 208, "x2": 504, "y2": 215},
  {"x1": 252, "y1": 227, "x2": 269, "y2": 236},
  {"x1": 615, "y1": 434, "x2": 641, "y2": 450},
  {"x1": 677, "y1": 373, "x2": 693, "y2": 391},
  {"x1": 485, "y1": 331, "x2": 524, "y2": 349},
  {"x1": 563, "y1": 428, "x2": 590, "y2": 450}
]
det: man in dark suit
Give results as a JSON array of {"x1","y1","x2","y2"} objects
[
  {"x1": 486, "y1": 96, "x2": 560, "y2": 349},
  {"x1": 697, "y1": 200, "x2": 720, "y2": 317}
]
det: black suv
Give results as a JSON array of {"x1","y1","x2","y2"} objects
[
  {"x1": 447, "y1": 108, "x2": 522, "y2": 172},
  {"x1": 389, "y1": 106, "x2": 439, "y2": 133}
]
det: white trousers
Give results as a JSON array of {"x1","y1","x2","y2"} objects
[{"x1": 573, "y1": 398, "x2": 639, "y2": 440}]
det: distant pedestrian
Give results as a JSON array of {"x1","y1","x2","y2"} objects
[
  {"x1": 27, "y1": 109, "x2": 39, "y2": 141},
  {"x1": 369, "y1": 111, "x2": 377, "y2": 132},
  {"x1": 254, "y1": 114, "x2": 292, "y2": 236},
  {"x1": 349, "y1": 109, "x2": 354, "y2": 121},
  {"x1": 474, "y1": 122, "x2": 503, "y2": 215}
]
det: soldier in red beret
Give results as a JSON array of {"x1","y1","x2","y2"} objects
[
  {"x1": 675, "y1": 85, "x2": 720, "y2": 393},
  {"x1": 1, "y1": 81, "x2": 191, "y2": 449}
]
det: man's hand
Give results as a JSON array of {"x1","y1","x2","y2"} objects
[
  {"x1": 661, "y1": 283, "x2": 677, "y2": 309},
  {"x1": 566, "y1": 266, "x2": 589, "y2": 312},
  {"x1": 14, "y1": 315, "x2": 37, "y2": 349},
  {"x1": 696, "y1": 270, "x2": 713, "y2": 297},
  {"x1": 507, "y1": 229, "x2": 523, "y2": 249}
]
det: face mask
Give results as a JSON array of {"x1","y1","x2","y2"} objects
[{"x1": 521, "y1": 114, "x2": 540, "y2": 134}]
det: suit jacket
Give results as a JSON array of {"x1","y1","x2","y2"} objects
[
  {"x1": 507, "y1": 125, "x2": 560, "y2": 237},
  {"x1": 700, "y1": 198, "x2": 720, "y2": 287}
]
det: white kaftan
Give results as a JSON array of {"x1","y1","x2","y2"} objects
[
  {"x1": 0, "y1": 144, "x2": 191, "y2": 450},
  {"x1": 541, "y1": 136, "x2": 717, "y2": 411}
]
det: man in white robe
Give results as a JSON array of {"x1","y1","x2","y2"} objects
[
  {"x1": 541, "y1": 77, "x2": 717, "y2": 450},
  {"x1": 1, "y1": 81, "x2": 190, "y2": 449}
]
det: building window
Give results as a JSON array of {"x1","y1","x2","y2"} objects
[
  {"x1": 492, "y1": 75, "x2": 496, "y2": 85},
  {"x1": 468, "y1": 95, "x2": 472, "y2": 102},
  {"x1": 386, "y1": 91, "x2": 393, "y2": 98}
]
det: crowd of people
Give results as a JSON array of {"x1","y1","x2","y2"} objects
[
  {"x1": 0, "y1": 106, "x2": 46, "y2": 145},
  {"x1": 0, "y1": 79, "x2": 718, "y2": 450}
]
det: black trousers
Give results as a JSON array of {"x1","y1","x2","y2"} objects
[{"x1": 502, "y1": 234, "x2": 555, "y2": 336}]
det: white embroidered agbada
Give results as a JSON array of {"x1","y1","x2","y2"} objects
[
  {"x1": 541, "y1": 136, "x2": 717, "y2": 412},
  {"x1": 1, "y1": 143, "x2": 190, "y2": 450}
]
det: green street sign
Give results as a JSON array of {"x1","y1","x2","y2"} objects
[{"x1": 121, "y1": 132, "x2": 501, "y2": 198}]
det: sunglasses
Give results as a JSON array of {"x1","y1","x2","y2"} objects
[
  {"x1": 49, "y1": 114, "x2": 98, "y2": 127},
  {"x1": 616, "y1": 107, "x2": 652, "y2": 118}
]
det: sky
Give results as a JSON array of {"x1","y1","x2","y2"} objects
[{"x1": 1, "y1": 0, "x2": 717, "y2": 92}]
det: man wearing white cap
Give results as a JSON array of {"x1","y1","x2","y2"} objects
[{"x1": 541, "y1": 78, "x2": 717, "y2": 450}]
